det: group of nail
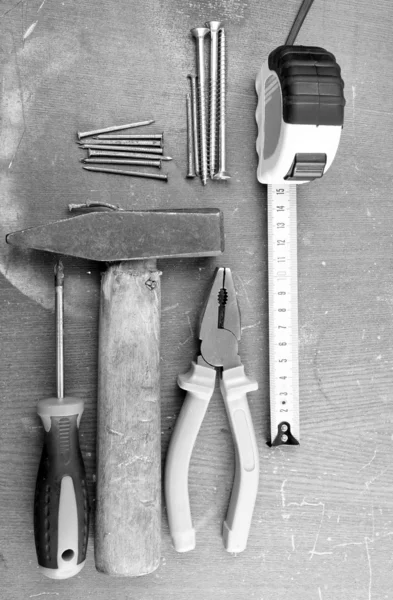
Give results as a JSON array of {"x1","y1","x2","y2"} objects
[
  {"x1": 188, "y1": 22, "x2": 229, "y2": 184},
  {"x1": 76, "y1": 119, "x2": 171, "y2": 182}
]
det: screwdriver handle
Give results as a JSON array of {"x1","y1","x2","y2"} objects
[
  {"x1": 34, "y1": 396, "x2": 89, "y2": 580},
  {"x1": 221, "y1": 365, "x2": 259, "y2": 553}
]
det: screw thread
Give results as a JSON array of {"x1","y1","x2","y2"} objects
[
  {"x1": 206, "y1": 23, "x2": 221, "y2": 179},
  {"x1": 214, "y1": 28, "x2": 230, "y2": 179},
  {"x1": 191, "y1": 28, "x2": 209, "y2": 185},
  {"x1": 217, "y1": 28, "x2": 226, "y2": 132},
  {"x1": 208, "y1": 76, "x2": 218, "y2": 177},
  {"x1": 198, "y1": 76, "x2": 208, "y2": 185}
]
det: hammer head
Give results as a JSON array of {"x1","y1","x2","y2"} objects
[{"x1": 6, "y1": 209, "x2": 224, "y2": 262}]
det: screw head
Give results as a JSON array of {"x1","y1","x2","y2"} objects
[
  {"x1": 212, "y1": 170, "x2": 231, "y2": 180},
  {"x1": 206, "y1": 21, "x2": 222, "y2": 32},
  {"x1": 190, "y1": 27, "x2": 209, "y2": 38},
  {"x1": 145, "y1": 278, "x2": 158, "y2": 290}
]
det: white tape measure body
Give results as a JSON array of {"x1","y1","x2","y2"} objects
[{"x1": 255, "y1": 45, "x2": 345, "y2": 445}]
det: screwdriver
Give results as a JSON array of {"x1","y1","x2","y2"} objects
[{"x1": 34, "y1": 260, "x2": 89, "y2": 579}]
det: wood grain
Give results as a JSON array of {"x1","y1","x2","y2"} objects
[
  {"x1": 0, "y1": 0, "x2": 392, "y2": 598},
  {"x1": 95, "y1": 260, "x2": 161, "y2": 576}
]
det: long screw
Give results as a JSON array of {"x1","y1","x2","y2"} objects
[
  {"x1": 82, "y1": 166, "x2": 168, "y2": 181},
  {"x1": 206, "y1": 21, "x2": 221, "y2": 178},
  {"x1": 87, "y1": 149, "x2": 172, "y2": 160},
  {"x1": 191, "y1": 27, "x2": 209, "y2": 186},
  {"x1": 187, "y1": 74, "x2": 200, "y2": 176},
  {"x1": 186, "y1": 93, "x2": 196, "y2": 178},
  {"x1": 213, "y1": 28, "x2": 231, "y2": 180},
  {"x1": 77, "y1": 119, "x2": 154, "y2": 140}
]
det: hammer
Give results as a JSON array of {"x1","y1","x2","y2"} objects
[{"x1": 7, "y1": 207, "x2": 224, "y2": 576}]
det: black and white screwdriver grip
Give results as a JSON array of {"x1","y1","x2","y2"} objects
[{"x1": 34, "y1": 396, "x2": 89, "y2": 579}]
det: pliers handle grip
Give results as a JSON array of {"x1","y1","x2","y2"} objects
[{"x1": 165, "y1": 362, "x2": 259, "y2": 553}]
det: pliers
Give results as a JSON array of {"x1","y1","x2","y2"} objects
[{"x1": 165, "y1": 267, "x2": 259, "y2": 553}]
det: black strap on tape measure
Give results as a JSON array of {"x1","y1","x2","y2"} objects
[{"x1": 268, "y1": 45, "x2": 346, "y2": 127}]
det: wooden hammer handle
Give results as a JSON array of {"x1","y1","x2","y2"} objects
[{"x1": 95, "y1": 259, "x2": 161, "y2": 576}]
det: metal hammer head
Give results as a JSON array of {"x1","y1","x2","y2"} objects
[{"x1": 6, "y1": 209, "x2": 224, "y2": 262}]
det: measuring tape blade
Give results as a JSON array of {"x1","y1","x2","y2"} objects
[{"x1": 267, "y1": 184, "x2": 299, "y2": 446}]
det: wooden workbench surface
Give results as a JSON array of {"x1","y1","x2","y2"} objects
[{"x1": 1, "y1": 0, "x2": 392, "y2": 598}]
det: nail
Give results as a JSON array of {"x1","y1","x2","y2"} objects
[
  {"x1": 77, "y1": 119, "x2": 155, "y2": 140},
  {"x1": 81, "y1": 144, "x2": 163, "y2": 154},
  {"x1": 96, "y1": 133, "x2": 164, "y2": 141},
  {"x1": 187, "y1": 74, "x2": 200, "y2": 176},
  {"x1": 82, "y1": 166, "x2": 168, "y2": 181},
  {"x1": 81, "y1": 158, "x2": 161, "y2": 168},
  {"x1": 87, "y1": 149, "x2": 172, "y2": 160},
  {"x1": 186, "y1": 93, "x2": 196, "y2": 178},
  {"x1": 78, "y1": 139, "x2": 162, "y2": 147}
]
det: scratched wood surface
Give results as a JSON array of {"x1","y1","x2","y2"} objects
[{"x1": 0, "y1": 0, "x2": 392, "y2": 598}]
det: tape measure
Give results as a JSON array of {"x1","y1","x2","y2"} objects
[
  {"x1": 255, "y1": 45, "x2": 345, "y2": 445},
  {"x1": 267, "y1": 184, "x2": 299, "y2": 445}
]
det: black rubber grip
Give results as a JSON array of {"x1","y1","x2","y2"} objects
[
  {"x1": 268, "y1": 45, "x2": 345, "y2": 126},
  {"x1": 34, "y1": 415, "x2": 89, "y2": 569}
]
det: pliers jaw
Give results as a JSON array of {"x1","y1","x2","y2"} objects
[{"x1": 198, "y1": 267, "x2": 242, "y2": 370}]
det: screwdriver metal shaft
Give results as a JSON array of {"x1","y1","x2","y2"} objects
[{"x1": 55, "y1": 261, "x2": 64, "y2": 399}]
